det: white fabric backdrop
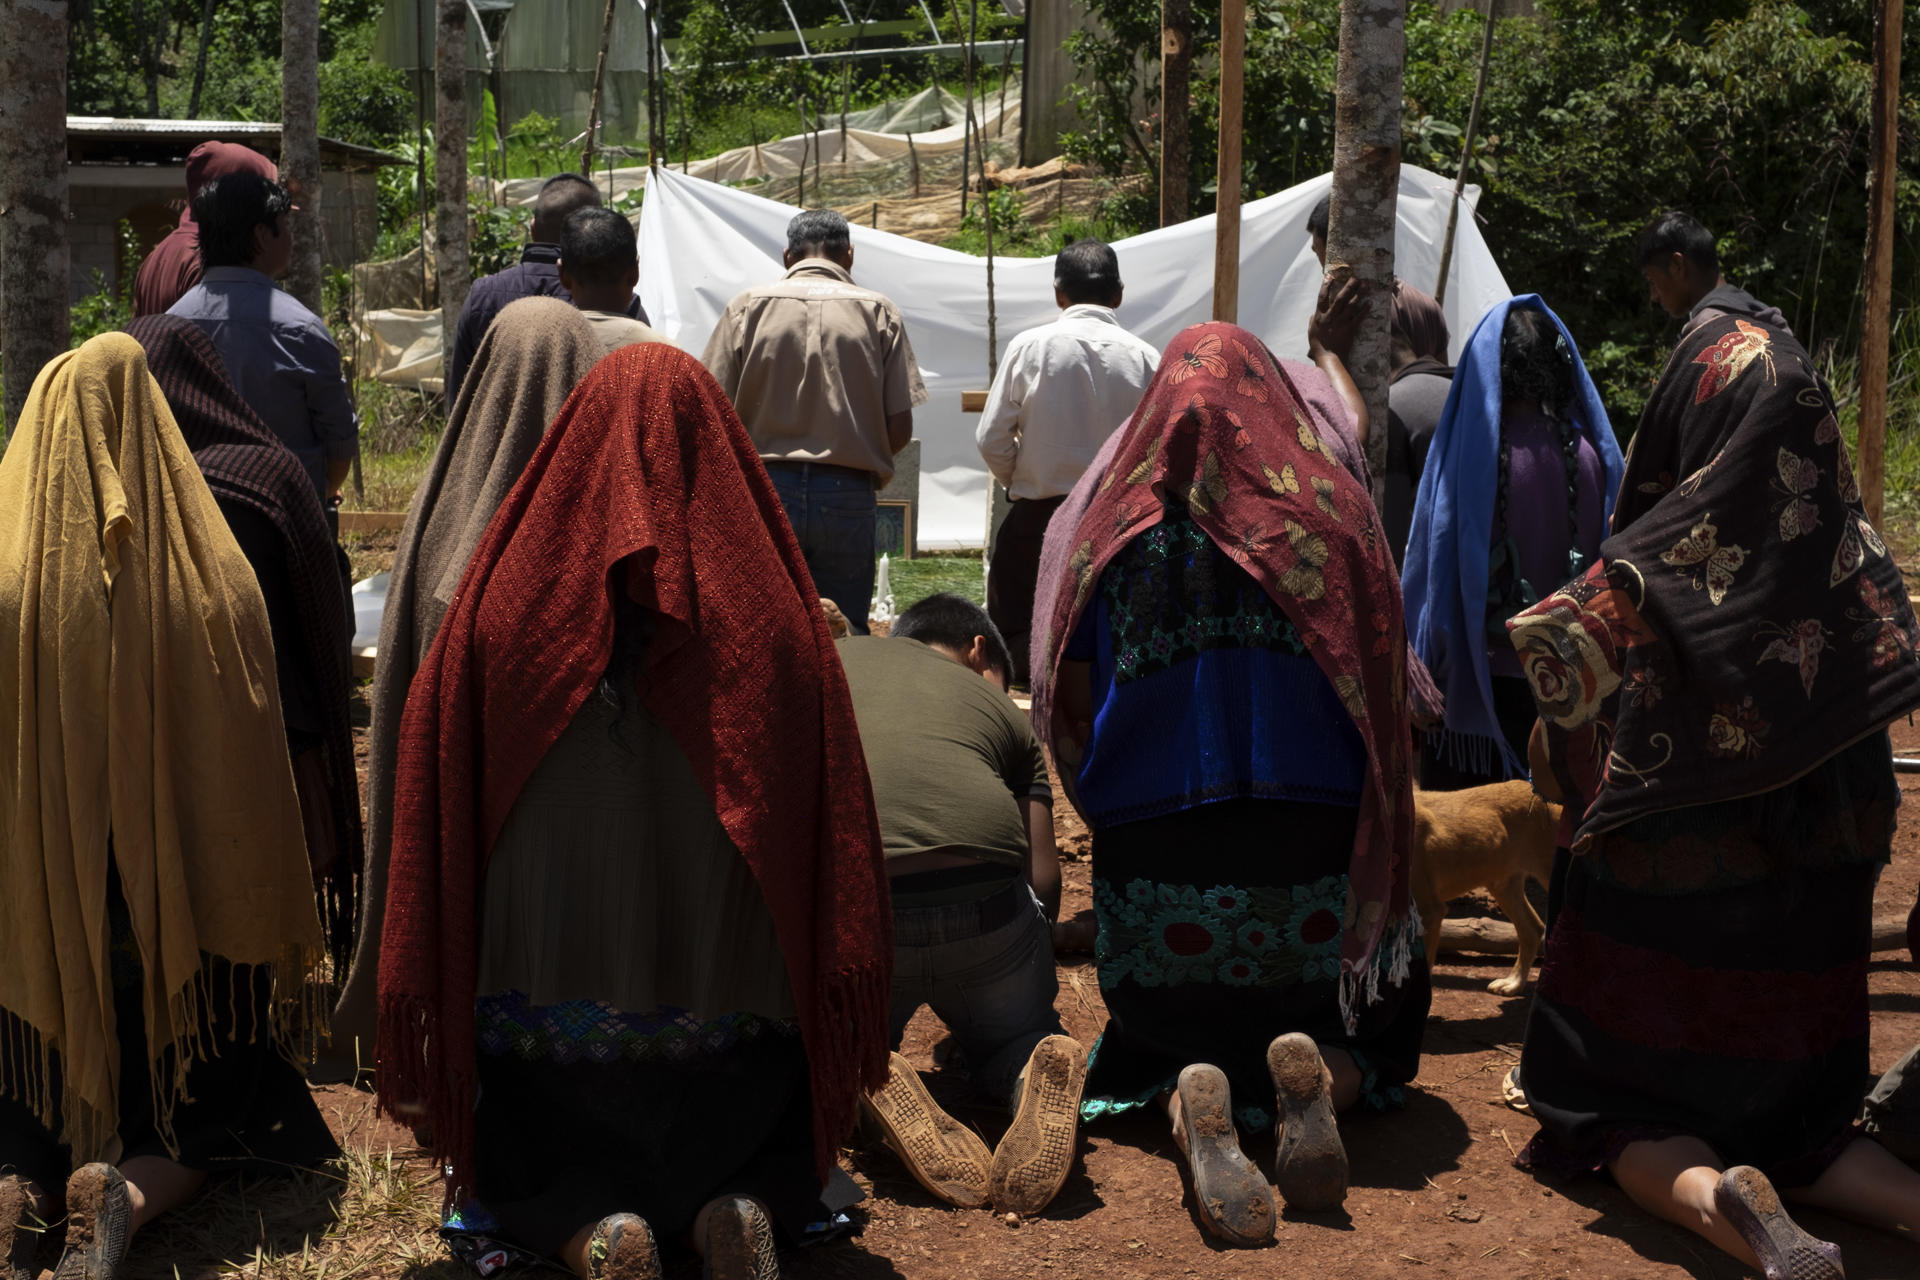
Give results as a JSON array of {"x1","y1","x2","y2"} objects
[{"x1": 637, "y1": 163, "x2": 1513, "y2": 547}]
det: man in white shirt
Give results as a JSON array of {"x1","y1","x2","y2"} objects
[{"x1": 975, "y1": 241, "x2": 1158, "y2": 685}]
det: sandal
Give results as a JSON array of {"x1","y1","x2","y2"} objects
[
  {"x1": 862, "y1": 1052, "x2": 993, "y2": 1208},
  {"x1": 702, "y1": 1196, "x2": 779, "y2": 1280},
  {"x1": 0, "y1": 1175, "x2": 44, "y2": 1280},
  {"x1": 584, "y1": 1213, "x2": 661, "y2": 1280},
  {"x1": 990, "y1": 1035, "x2": 1088, "y2": 1216},
  {"x1": 51, "y1": 1164, "x2": 130, "y2": 1280},
  {"x1": 1267, "y1": 1032, "x2": 1348, "y2": 1211},
  {"x1": 1713, "y1": 1165, "x2": 1844, "y2": 1280},
  {"x1": 1174, "y1": 1063, "x2": 1275, "y2": 1246}
]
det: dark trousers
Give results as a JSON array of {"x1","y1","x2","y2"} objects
[
  {"x1": 986, "y1": 495, "x2": 1065, "y2": 686},
  {"x1": 764, "y1": 461, "x2": 878, "y2": 635}
]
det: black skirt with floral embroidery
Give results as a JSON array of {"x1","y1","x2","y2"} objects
[
  {"x1": 1079, "y1": 797, "x2": 1432, "y2": 1134},
  {"x1": 1518, "y1": 730, "x2": 1898, "y2": 1186}
]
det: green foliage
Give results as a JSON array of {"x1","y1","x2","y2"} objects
[
  {"x1": 69, "y1": 223, "x2": 143, "y2": 348},
  {"x1": 318, "y1": 24, "x2": 412, "y2": 148},
  {"x1": 468, "y1": 202, "x2": 530, "y2": 276}
]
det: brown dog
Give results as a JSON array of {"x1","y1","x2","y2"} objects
[{"x1": 1412, "y1": 780, "x2": 1561, "y2": 996}]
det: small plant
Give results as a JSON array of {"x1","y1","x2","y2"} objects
[{"x1": 69, "y1": 220, "x2": 141, "y2": 348}]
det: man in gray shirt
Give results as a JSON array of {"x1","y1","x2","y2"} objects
[{"x1": 169, "y1": 171, "x2": 359, "y2": 503}]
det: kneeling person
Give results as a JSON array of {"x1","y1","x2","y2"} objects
[{"x1": 837, "y1": 594, "x2": 1087, "y2": 1216}]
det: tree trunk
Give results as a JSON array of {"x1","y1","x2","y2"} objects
[
  {"x1": 1328, "y1": 0, "x2": 1404, "y2": 487},
  {"x1": 580, "y1": 0, "x2": 617, "y2": 173},
  {"x1": 0, "y1": 0, "x2": 70, "y2": 432},
  {"x1": 1858, "y1": 0, "x2": 1902, "y2": 529},
  {"x1": 281, "y1": 0, "x2": 324, "y2": 311},
  {"x1": 1158, "y1": 0, "x2": 1190, "y2": 228},
  {"x1": 1211, "y1": 0, "x2": 1245, "y2": 322},
  {"x1": 1435, "y1": 0, "x2": 1496, "y2": 307},
  {"x1": 187, "y1": 0, "x2": 218, "y2": 118},
  {"x1": 436, "y1": 0, "x2": 471, "y2": 345}
]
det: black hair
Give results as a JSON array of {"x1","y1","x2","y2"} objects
[
  {"x1": 1306, "y1": 193, "x2": 1331, "y2": 242},
  {"x1": 192, "y1": 172, "x2": 292, "y2": 270},
  {"x1": 560, "y1": 206, "x2": 637, "y2": 285},
  {"x1": 892, "y1": 592, "x2": 1013, "y2": 680},
  {"x1": 1632, "y1": 210, "x2": 1718, "y2": 275},
  {"x1": 787, "y1": 208, "x2": 852, "y2": 258},
  {"x1": 532, "y1": 173, "x2": 603, "y2": 243},
  {"x1": 1054, "y1": 239, "x2": 1122, "y2": 305},
  {"x1": 1499, "y1": 306, "x2": 1576, "y2": 421}
]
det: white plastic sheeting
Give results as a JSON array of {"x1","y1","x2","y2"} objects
[
  {"x1": 637, "y1": 163, "x2": 1513, "y2": 547},
  {"x1": 355, "y1": 308, "x2": 446, "y2": 394}
]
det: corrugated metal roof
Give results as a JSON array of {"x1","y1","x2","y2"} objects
[{"x1": 66, "y1": 117, "x2": 409, "y2": 170}]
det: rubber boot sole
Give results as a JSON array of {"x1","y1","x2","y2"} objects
[
  {"x1": 1267, "y1": 1032, "x2": 1348, "y2": 1211},
  {"x1": 52, "y1": 1164, "x2": 129, "y2": 1280},
  {"x1": 864, "y1": 1052, "x2": 993, "y2": 1208},
  {"x1": 703, "y1": 1197, "x2": 780, "y2": 1280},
  {"x1": 1713, "y1": 1166, "x2": 1844, "y2": 1280},
  {"x1": 0, "y1": 1175, "x2": 41, "y2": 1280},
  {"x1": 991, "y1": 1035, "x2": 1088, "y2": 1216},
  {"x1": 1175, "y1": 1063, "x2": 1275, "y2": 1247},
  {"x1": 587, "y1": 1213, "x2": 662, "y2": 1280}
]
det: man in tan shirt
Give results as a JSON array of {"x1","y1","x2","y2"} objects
[
  {"x1": 557, "y1": 207, "x2": 668, "y2": 355},
  {"x1": 702, "y1": 209, "x2": 927, "y2": 632}
]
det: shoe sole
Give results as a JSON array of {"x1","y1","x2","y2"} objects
[
  {"x1": 1713, "y1": 1166, "x2": 1845, "y2": 1280},
  {"x1": 1268, "y1": 1033, "x2": 1348, "y2": 1211},
  {"x1": 592, "y1": 1214, "x2": 663, "y2": 1280},
  {"x1": 703, "y1": 1197, "x2": 780, "y2": 1280},
  {"x1": 990, "y1": 1035, "x2": 1088, "y2": 1215},
  {"x1": 53, "y1": 1164, "x2": 130, "y2": 1280},
  {"x1": 0, "y1": 1175, "x2": 40, "y2": 1280},
  {"x1": 865, "y1": 1052, "x2": 993, "y2": 1209},
  {"x1": 1175, "y1": 1064, "x2": 1275, "y2": 1247}
]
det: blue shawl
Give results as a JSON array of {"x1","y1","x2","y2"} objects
[{"x1": 1400, "y1": 295, "x2": 1624, "y2": 778}]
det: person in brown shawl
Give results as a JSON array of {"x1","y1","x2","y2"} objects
[
  {"x1": 325, "y1": 297, "x2": 614, "y2": 1077},
  {"x1": 1509, "y1": 290, "x2": 1920, "y2": 1277}
]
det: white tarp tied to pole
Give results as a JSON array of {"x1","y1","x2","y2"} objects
[{"x1": 637, "y1": 162, "x2": 1512, "y2": 547}]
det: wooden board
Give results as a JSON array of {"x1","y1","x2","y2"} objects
[{"x1": 960, "y1": 389, "x2": 990, "y2": 412}]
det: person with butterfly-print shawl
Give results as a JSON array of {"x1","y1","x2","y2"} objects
[
  {"x1": 1032, "y1": 322, "x2": 1429, "y2": 1245},
  {"x1": 1506, "y1": 291, "x2": 1920, "y2": 1278}
]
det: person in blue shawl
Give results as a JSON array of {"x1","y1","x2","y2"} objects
[{"x1": 1400, "y1": 297, "x2": 1624, "y2": 787}]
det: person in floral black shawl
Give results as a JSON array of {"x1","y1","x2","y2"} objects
[{"x1": 1509, "y1": 285, "x2": 1920, "y2": 1278}]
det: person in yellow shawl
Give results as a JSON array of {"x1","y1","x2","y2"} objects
[{"x1": 0, "y1": 335, "x2": 336, "y2": 1280}]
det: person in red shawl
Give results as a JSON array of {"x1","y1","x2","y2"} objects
[
  {"x1": 131, "y1": 142, "x2": 278, "y2": 318},
  {"x1": 1030, "y1": 322, "x2": 1429, "y2": 1246},
  {"x1": 1509, "y1": 278, "x2": 1920, "y2": 1278},
  {"x1": 375, "y1": 342, "x2": 892, "y2": 1280}
]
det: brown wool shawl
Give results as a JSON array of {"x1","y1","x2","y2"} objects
[
  {"x1": 0, "y1": 335, "x2": 322, "y2": 1162},
  {"x1": 326, "y1": 297, "x2": 608, "y2": 1071}
]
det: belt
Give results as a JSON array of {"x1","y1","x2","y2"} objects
[{"x1": 891, "y1": 875, "x2": 1034, "y2": 945}]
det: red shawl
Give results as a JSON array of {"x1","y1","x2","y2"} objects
[
  {"x1": 1034, "y1": 321, "x2": 1419, "y2": 1022},
  {"x1": 376, "y1": 342, "x2": 893, "y2": 1192}
]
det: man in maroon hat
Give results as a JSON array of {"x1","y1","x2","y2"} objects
[{"x1": 133, "y1": 141, "x2": 279, "y2": 317}]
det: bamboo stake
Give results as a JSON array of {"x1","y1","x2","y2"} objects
[
  {"x1": 967, "y1": 0, "x2": 997, "y2": 377},
  {"x1": 579, "y1": 0, "x2": 618, "y2": 173},
  {"x1": 1858, "y1": 0, "x2": 1902, "y2": 528},
  {"x1": 1212, "y1": 0, "x2": 1245, "y2": 322},
  {"x1": 1159, "y1": 0, "x2": 1191, "y2": 228},
  {"x1": 1435, "y1": 0, "x2": 1496, "y2": 307}
]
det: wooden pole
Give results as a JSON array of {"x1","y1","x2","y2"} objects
[
  {"x1": 1159, "y1": 0, "x2": 1190, "y2": 228},
  {"x1": 1858, "y1": 0, "x2": 1902, "y2": 529},
  {"x1": 580, "y1": 0, "x2": 618, "y2": 173},
  {"x1": 1212, "y1": 0, "x2": 1245, "y2": 322},
  {"x1": 414, "y1": 0, "x2": 431, "y2": 301},
  {"x1": 1435, "y1": 0, "x2": 1496, "y2": 308},
  {"x1": 1329, "y1": 0, "x2": 1405, "y2": 487},
  {"x1": 435, "y1": 0, "x2": 470, "y2": 346}
]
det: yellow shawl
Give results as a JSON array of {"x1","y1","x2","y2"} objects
[{"x1": 0, "y1": 334, "x2": 323, "y2": 1162}]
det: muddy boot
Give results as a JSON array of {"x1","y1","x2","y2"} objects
[
  {"x1": 51, "y1": 1164, "x2": 130, "y2": 1280},
  {"x1": 990, "y1": 1035, "x2": 1088, "y2": 1216},
  {"x1": 1174, "y1": 1063, "x2": 1275, "y2": 1247},
  {"x1": 862, "y1": 1051, "x2": 993, "y2": 1208},
  {"x1": 1267, "y1": 1032, "x2": 1348, "y2": 1211},
  {"x1": 702, "y1": 1196, "x2": 780, "y2": 1280},
  {"x1": 0, "y1": 1175, "x2": 45, "y2": 1280},
  {"x1": 1712, "y1": 1165, "x2": 1844, "y2": 1280},
  {"x1": 585, "y1": 1213, "x2": 661, "y2": 1280}
]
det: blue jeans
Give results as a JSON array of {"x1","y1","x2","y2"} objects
[
  {"x1": 888, "y1": 877, "x2": 1064, "y2": 1111},
  {"x1": 764, "y1": 461, "x2": 876, "y2": 636}
]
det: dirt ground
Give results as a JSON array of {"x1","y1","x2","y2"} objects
[{"x1": 95, "y1": 706, "x2": 1920, "y2": 1280}]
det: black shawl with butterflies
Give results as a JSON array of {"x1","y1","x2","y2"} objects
[{"x1": 1507, "y1": 309, "x2": 1920, "y2": 853}]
